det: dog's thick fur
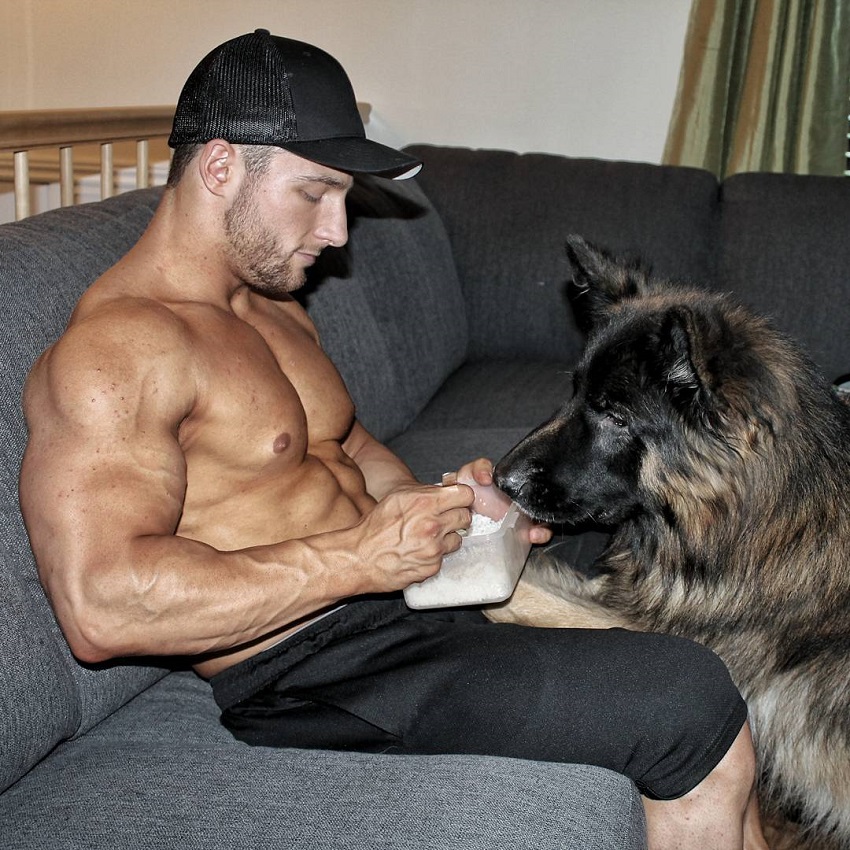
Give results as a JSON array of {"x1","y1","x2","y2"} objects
[{"x1": 488, "y1": 236, "x2": 850, "y2": 850}]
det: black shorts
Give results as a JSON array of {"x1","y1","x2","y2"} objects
[{"x1": 211, "y1": 596, "x2": 747, "y2": 800}]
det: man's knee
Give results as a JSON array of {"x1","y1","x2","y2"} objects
[{"x1": 618, "y1": 631, "x2": 747, "y2": 800}]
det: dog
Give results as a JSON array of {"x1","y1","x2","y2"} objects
[{"x1": 487, "y1": 235, "x2": 850, "y2": 850}]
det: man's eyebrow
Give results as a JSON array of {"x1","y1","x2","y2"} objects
[{"x1": 297, "y1": 175, "x2": 353, "y2": 190}]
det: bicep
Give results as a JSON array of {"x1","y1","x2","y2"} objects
[
  {"x1": 20, "y1": 336, "x2": 193, "y2": 598},
  {"x1": 22, "y1": 416, "x2": 187, "y2": 542}
]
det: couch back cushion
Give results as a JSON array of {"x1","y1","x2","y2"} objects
[
  {"x1": 406, "y1": 145, "x2": 721, "y2": 364},
  {"x1": 0, "y1": 558, "x2": 80, "y2": 793},
  {"x1": 719, "y1": 172, "x2": 850, "y2": 382},
  {"x1": 0, "y1": 189, "x2": 169, "y2": 788},
  {"x1": 300, "y1": 174, "x2": 467, "y2": 442}
]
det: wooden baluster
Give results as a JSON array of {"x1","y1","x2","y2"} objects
[
  {"x1": 136, "y1": 139, "x2": 149, "y2": 189},
  {"x1": 100, "y1": 142, "x2": 114, "y2": 199},
  {"x1": 59, "y1": 146, "x2": 74, "y2": 207},
  {"x1": 14, "y1": 150, "x2": 30, "y2": 220}
]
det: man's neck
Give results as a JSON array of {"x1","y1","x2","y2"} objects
[{"x1": 125, "y1": 187, "x2": 245, "y2": 309}]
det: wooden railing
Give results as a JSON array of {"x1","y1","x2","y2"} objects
[
  {"x1": 0, "y1": 106, "x2": 174, "y2": 220},
  {"x1": 0, "y1": 102, "x2": 373, "y2": 221}
]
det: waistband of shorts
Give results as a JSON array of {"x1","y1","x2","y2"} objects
[{"x1": 210, "y1": 595, "x2": 411, "y2": 711}]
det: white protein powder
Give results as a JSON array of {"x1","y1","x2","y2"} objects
[{"x1": 466, "y1": 512, "x2": 503, "y2": 536}]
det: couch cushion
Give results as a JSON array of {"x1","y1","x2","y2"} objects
[
  {"x1": 0, "y1": 671, "x2": 646, "y2": 850},
  {"x1": 387, "y1": 359, "x2": 572, "y2": 484},
  {"x1": 405, "y1": 145, "x2": 720, "y2": 363},
  {"x1": 719, "y1": 172, "x2": 850, "y2": 382},
  {"x1": 301, "y1": 174, "x2": 468, "y2": 442},
  {"x1": 0, "y1": 190, "x2": 170, "y2": 772}
]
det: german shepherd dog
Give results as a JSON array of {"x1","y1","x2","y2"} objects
[{"x1": 489, "y1": 236, "x2": 850, "y2": 850}]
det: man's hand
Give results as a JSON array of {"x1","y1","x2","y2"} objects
[{"x1": 352, "y1": 481, "x2": 475, "y2": 590}]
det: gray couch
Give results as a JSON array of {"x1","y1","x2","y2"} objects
[{"x1": 2, "y1": 143, "x2": 849, "y2": 849}]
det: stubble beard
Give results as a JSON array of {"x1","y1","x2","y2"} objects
[{"x1": 224, "y1": 179, "x2": 305, "y2": 296}]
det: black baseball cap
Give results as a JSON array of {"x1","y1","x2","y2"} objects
[{"x1": 168, "y1": 29, "x2": 422, "y2": 180}]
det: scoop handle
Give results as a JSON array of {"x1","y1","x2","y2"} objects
[{"x1": 443, "y1": 472, "x2": 511, "y2": 521}]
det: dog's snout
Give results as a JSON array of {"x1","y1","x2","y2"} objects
[{"x1": 493, "y1": 456, "x2": 533, "y2": 500}]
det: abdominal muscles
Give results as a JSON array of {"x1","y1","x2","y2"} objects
[{"x1": 177, "y1": 439, "x2": 374, "y2": 553}]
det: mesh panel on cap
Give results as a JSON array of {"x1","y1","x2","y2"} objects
[{"x1": 170, "y1": 31, "x2": 297, "y2": 145}]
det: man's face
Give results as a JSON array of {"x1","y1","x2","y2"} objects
[{"x1": 224, "y1": 148, "x2": 352, "y2": 296}]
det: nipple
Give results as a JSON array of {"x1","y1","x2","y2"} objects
[{"x1": 273, "y1": 432, "x2": 292, "y2": 454}]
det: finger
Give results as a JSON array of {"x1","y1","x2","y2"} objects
[
  {"x1": 457, "y1": 457, "x2": 493, "y2": 487},
  {"x1": 528, "y1": 524, "x2": 553, "y2": 545},
  {"x1": 429, "y1": 508, "x2": 471, "y2": 543},
  {"x1": 471, "y1": 457, "x2": 494, "y2": 485},
  {"x1": 443, "y1": 506, "x2": 472, "y2": 533},
  {"x1": 443, "y1": 530, "x2": 464, "y2": 554},
  {"x1": 437, "y1": 482, "x2": 475, "y2": 508}
]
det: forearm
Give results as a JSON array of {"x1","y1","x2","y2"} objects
[
  {"x1": 57, "y1": 528, "x2": 370, "y2": 663},
  {"x1": 360, "y1": 449, "x2": 419, "y2": 500},
  {"x1": 343, "y1": 421, "x2": 419, "y2": 500}
]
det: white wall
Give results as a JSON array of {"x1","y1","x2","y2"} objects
[{"x1": 1, "y1": 0, "x2": 690, "y2": 164}]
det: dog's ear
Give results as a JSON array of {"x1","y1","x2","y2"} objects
[
  {"x1": 566, "y1": 235, "x2": 650, "y2": 333},
  {"x1": 655, "y1": 306, "x2": 718, "y2": 426},
  {"x1": 658, "y1": 307, "x2": 702, "y2": 403}
]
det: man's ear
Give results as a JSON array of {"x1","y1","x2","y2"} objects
[{"x1": 196, "y1": 140, "x2": 238, "y2": 197}]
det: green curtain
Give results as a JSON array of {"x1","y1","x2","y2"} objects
[{"x1": 663, "y1": 0, "x2": 850, "y2": 178}]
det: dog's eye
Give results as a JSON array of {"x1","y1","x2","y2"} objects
[{"x1": 590, "y1": 395, "x2": 631, "y2": 430}]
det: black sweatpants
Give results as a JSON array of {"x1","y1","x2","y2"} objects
[{"x1": 211, "y1": 597, "x2": 747, "y2": 800}]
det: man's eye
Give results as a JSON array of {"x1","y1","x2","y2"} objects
[{"x1": 301, "y1": 191, "x2": 321, "y2": 204}]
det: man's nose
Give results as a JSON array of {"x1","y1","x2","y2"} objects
[{"x1": 317, "y1": 201, "x2": 348, "y2": 248}]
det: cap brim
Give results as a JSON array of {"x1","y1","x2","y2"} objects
[{"x1": 280, "y1": 137, "x2": 422, "y2": 180}]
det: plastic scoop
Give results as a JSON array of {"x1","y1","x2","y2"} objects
[{"x1": 442, "y1": 471, "x2": 513, "y2": 522}]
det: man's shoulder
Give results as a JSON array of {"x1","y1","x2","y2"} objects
[
  {"x1": 25, "y1": 294, "x2": 199, "y2": 426},
  {"x1": 73, "y1": 282, "x2": 196, "y2": 336},
  {"x1": 57, "y1": 295, "x2": 195, "y2": 375}
]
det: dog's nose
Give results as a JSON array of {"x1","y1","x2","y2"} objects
[{"x1": 493, "y1": 459, "x2": 526, "y2": 500}]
